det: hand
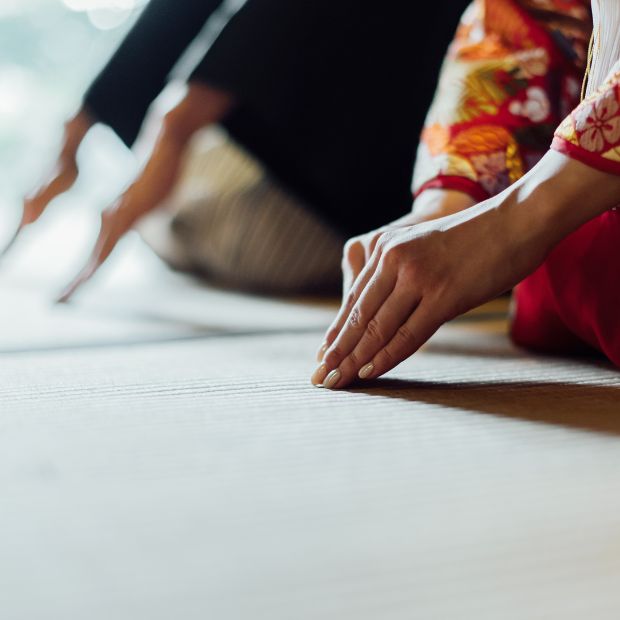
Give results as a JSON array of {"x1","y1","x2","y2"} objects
[
  {"x1": 312, "y1": 150, "x2": 620, "y2": 390},
  {"x1": 56, "y1": 82, "x2": 233, "y2": 302},
  {"x1": 56, "y1": 202, "x2": 137, "y2": 303},
  {"x1": 321, "y1": 189, "x2": 477, "y2": 362},
  {"x1": 339, "y1": 190, "x2": 477, "y2": 297},
  {"x1": 1, "y1": 111, "x2": 92, "y2": 258},
  {"x1": 311, "y1": 191, "x2": 555, "y2": 389}
]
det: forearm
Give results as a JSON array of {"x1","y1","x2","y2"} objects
[{"x1": 497, "y1": 150, "x2": 620, "y2": 251}]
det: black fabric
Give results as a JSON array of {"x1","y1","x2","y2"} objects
[
  {"x1": 84, "y1": 0, "x2": 226, "y2": 147},
  {"x1": 84, "y1": 0, "x2": 470, "y2": 236}
]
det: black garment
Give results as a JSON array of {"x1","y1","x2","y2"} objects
[{"x1": 84, "y1": 0, "x2": 470, "y2": 236}]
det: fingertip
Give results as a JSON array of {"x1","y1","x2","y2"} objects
[
  {"x1": 311, "y1": 363, "x2": 328, "y2": 386},
  {"x1": 54, "y1": 290, "x2": 72, "y2": 305},
  {"x1": 358, "y1": 362, "x2": 375, "y2": 380},
  {"x1": 322, "y1": 368, "x2": 342, "y2": 390},
  {"x1": 55, "y1": 280, "x2": 82, "y2": 304},
  {"x1": 1, "y1": 224, "x2": 25, "y2": 258},
  {"x1": 316, "y1": 342, "x2": 328, "y2": 362}
]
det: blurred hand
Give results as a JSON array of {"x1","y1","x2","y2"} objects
[
  {"x1": 55, "y1": 82, "x2": 233, "y2": 302},
  {"x1": 56, "y1": 201, "x2": 138, "y2": 303},
  {"x1": 1, "y1": 111, "x2": 93, "y2": 258}
]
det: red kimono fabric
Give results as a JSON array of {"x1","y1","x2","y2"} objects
[{"x1": 414, "y1": 0, "x2": 620, "y2": 365}]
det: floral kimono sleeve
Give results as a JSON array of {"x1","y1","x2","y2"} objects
[
  {"x1": 412, "y1": 0, "x2": 591, "y2": 202},
  {"x1": 552, "y1": 65, "x2": 620, "y2": 175}
]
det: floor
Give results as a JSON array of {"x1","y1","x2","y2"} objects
[
  {"x1": 3, "y1": 5, "x2": 620, "y2": 616},
  {"x1": 2, "y1": 227, "x2": 620, "y2": 620}
]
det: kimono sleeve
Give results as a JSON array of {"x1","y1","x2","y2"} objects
[
  {"x1": 412, "y1": 0, "x2": 590, "y2": 202},
  {"x1": 552, "y1": 65, "x2": 620, "y2": 175}
]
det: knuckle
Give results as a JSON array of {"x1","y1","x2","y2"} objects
[
  {"x1": 324, "y1": 347, "x2": 343, "y2": 365},
  {"x1": 396, "y1": 324, "x2": 414, "y2": 344},
  {"x1": 347, "y1": 306, "x2": 365, "y2": 329},
  {"x1": 378, "y1": 346, "x2": 396, "y2": 368},
  {"x1": 343, "y1": 238, "x2": 363, "y2": 265},
  {"x1": 399, "y1": 259, "x2": 419, "y2": 283},
  {"x1": 346, "y1": 350, "x2": 360, "y2": 369},
  {"x1": 368, "y1": 232, "x2": 384, "y2": 256},
  {"x1": 381, "y1": 244, "x2": 403, "y2": 267},
  {"x1": 325, "y1": 327, "x2": 339, "y2": 345},
  {"x1": 344, "y1": 289, "x2": 358, "y2": 310},
  {"x1": 375, "y1": 232, "x2": 392, "y2": 253},
  {"x1": 365, "y1": 318, "x2": 385, "y2": 343}
]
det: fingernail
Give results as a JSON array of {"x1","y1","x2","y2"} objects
[
  {"x1": 316, "y1": 342, "x2": 328, "y2": 362},
  {"x1": 311, "y1": 363, "x2": 328, "y2": 386},
  {"x1": 358, "y1": 363, "x2": 375, "y2": 380},
  {"x1": 323, "y1": 369, "x2": 342, "y2": 389}
]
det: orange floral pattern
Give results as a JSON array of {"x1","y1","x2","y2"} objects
[{"x1": 413, "y1": 0, "x2": 592, "y2": 201}]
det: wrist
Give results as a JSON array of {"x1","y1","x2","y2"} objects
[
  {"x1": 410, "y1": 188, "x2": 477, "y2": 224},
  {"x1": 490, "y1": 151, "x2": 620, "y2": 252},
  {"x1": 512, "y1": 150, "x2": 620, "y2": 243}
]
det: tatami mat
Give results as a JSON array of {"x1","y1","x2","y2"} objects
[
  {"x1": 2, "y1": 312, "x2": 620, "y2": 619},
  {"x1": 5, "y1": 100, "x2": 619, "y2": 619}
]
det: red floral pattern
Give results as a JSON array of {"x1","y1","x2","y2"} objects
[
  {"x1": 413, "y1": 0, "x2": 592, "y2": 200},
  {"x1": 552, "y1": 64, "x2": 620, "y2": 175}
]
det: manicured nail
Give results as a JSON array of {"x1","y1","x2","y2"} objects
[
  {"x1": 358, "y1": 363, "x2": 375, "y2": 380},
  {"x1": 323, "y1": 369, "x2": 342, "y2": 389},
  {"x1": 316, "y1": 342, "x2": 328, "y2": 362},
  {"x1": 311, "y1": 363, "x2": 328, "y2": 386}
]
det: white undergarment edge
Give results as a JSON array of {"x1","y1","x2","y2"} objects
[{"x1": 587, "y1": 0, "x2": 620, "y2": 95}]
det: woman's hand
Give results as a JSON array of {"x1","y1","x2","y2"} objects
[
  {"x1": 56, "y1": 82, "x2": 233, "y2": 302},
  {"x1": 311, "y1": 150, "x2": 620, "y2": 390},
  {"x1": 1, "y1": 110, "x2": 93, "y2": 258},
  {"x1": 322, "y1": 189, "x2": 476, "y2": 362},
  {"x1": 338, "y1": 190, "x2": 477, "y2": 299},
  {"x1": 311, "y1": 202, "x2": 546, "y2": 389}
]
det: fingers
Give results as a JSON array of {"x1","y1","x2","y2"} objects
[
  {"x1": 2, "y1": 158, "x2": 81, "y2": 262},
  {"x1": 312, "y1": 258, "x2": 398, "y2": 387},
  {"x1": 56, "y1": 208, "x2": 131, "y2": 303},
  {"x1": 322, "y1": 239, "x2": 365, "y2": 362},
  {"x1": 23, "y1": 159, "x2": 79, "y2": 226},
  {"x1": 315, "y1": 245, "x2": 382, "y2": 363},
  {"x1": 361, "y1": 299, "x2": 442, "y2": 380},
  {"x1": 56, "y1": 263, "x2": 97, "y2": 304},
  {"x1": 314, "y1": 296, "x2": 441, "y2": 389},
  {"x1": 330, "y1": 287, "x2": 421, "y2": 387},
  {"x1": 341, "y1": 239, "x2": 365, "y2": 298},
  {"x1": 3, "y1": 149, "x2": 80, "y2": 262},
  {"x1": 321, "y1": 269, "x2": 400, "y2": 369},
  {"x1": 0, "y1": 225, "x2": 23, "y2": 261},
  {"x1": 2, "y1": 114, "x2": 92, "y2": 262},
  {"x1": 316, "y1": 231, "x2": 390, "y2": 362}
]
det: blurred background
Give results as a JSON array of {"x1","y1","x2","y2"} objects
[
  {"x1": 0, "y1": 0, "x2": 145, "y2": 287},
  {"x1": 0, "y1": 0, "x2": 335, "y2": 350}
]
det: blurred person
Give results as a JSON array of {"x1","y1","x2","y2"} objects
[
  {"x1": 313, "y1": 0, "x2": 620, "y2": 389},
  {"x1": 12, "y1": 0, "x2": 470, "y2": 297}
]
